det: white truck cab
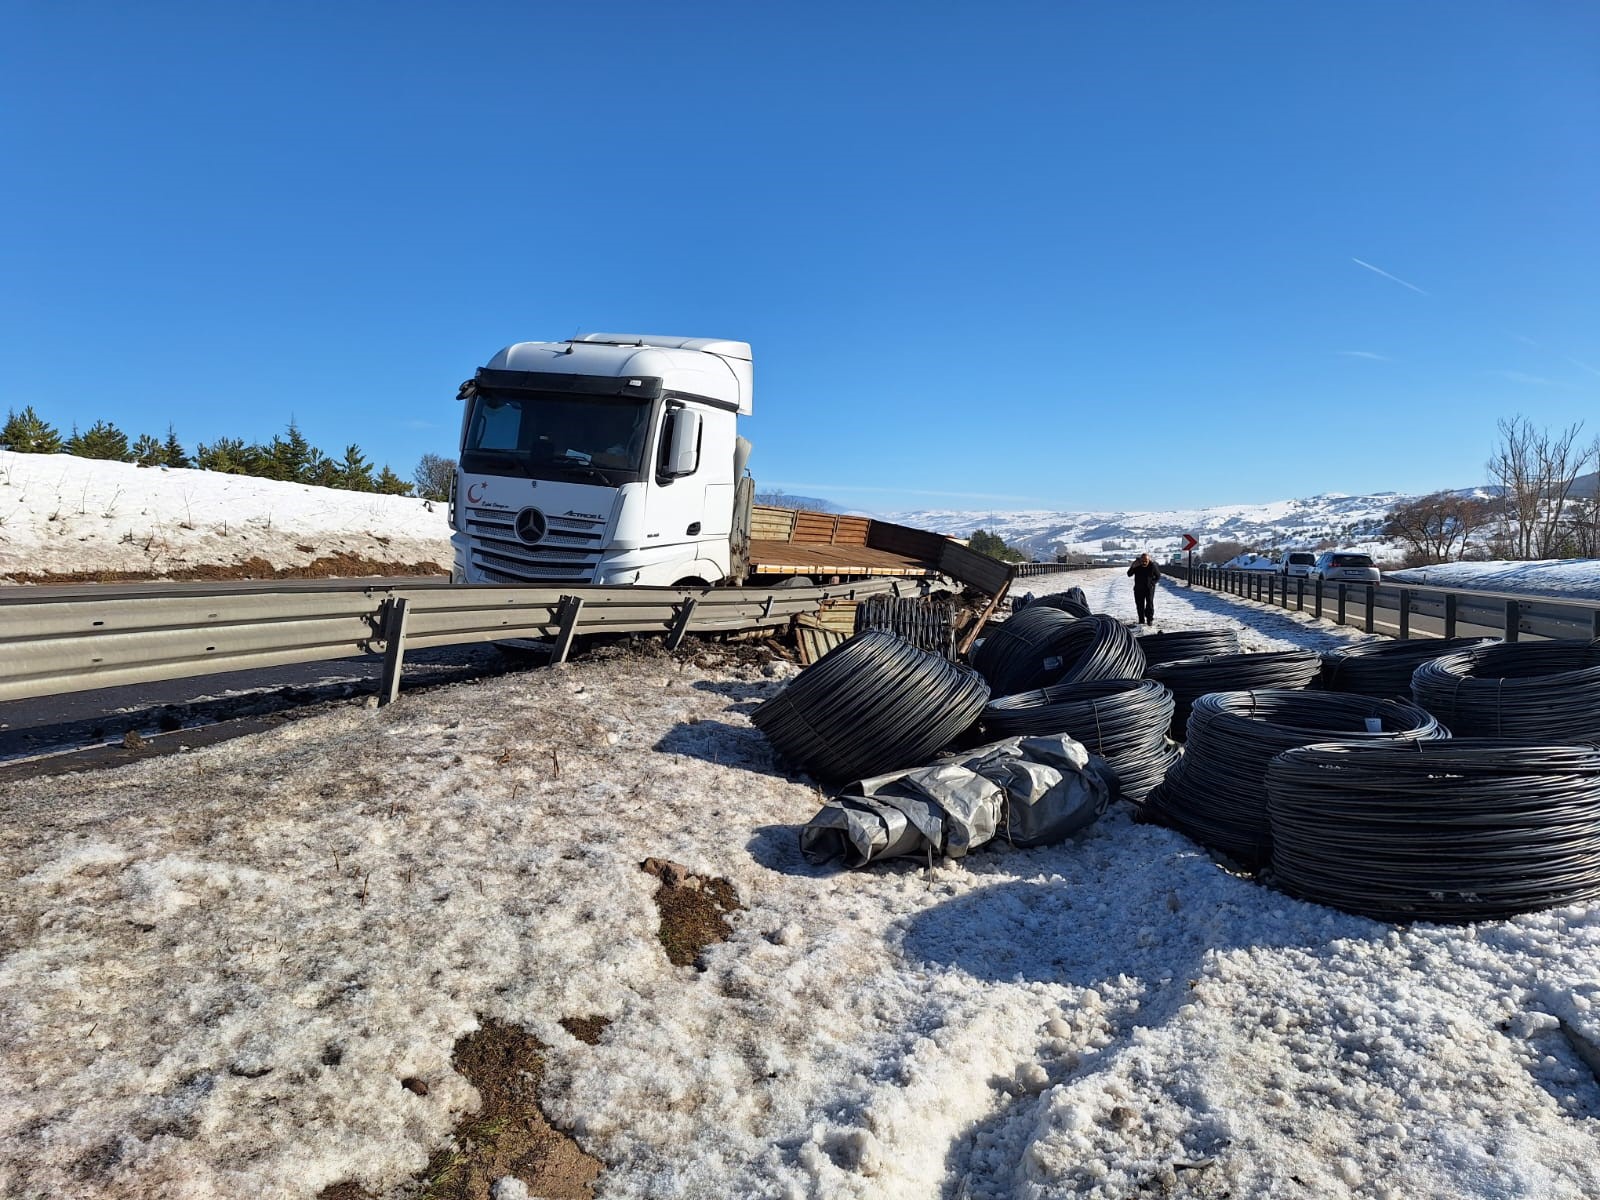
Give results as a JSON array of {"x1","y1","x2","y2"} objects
[{"x1": 450, "y1": 334, "x2": 753, "y2": 587}]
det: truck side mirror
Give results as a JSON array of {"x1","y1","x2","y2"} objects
[{"x1": 661, "y1": 408, "x2": 702, "y2": 477}]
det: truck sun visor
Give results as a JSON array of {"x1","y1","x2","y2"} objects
[{"x1": 471, "y1": 368, "x2": 665, "y2": 401}]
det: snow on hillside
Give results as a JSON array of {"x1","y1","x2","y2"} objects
[
  {"x1": 4, "y1": 572, "x2": 1599, "y2": 1199},
  {"x1": 885, "y1": 493, "x2": 1407, "y2": 561},
  {"x1": 0, "y1": 451, "x2": 454, "y2": 581},
  {"x1": 1389, "y1": 559, "x2": 1600, "y2": 601}
]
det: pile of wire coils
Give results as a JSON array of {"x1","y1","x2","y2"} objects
[
  {"x1": 1266, "y1": 740, "x2": 1600, "y2": 921},
  {"x1": 1411, "y1": 640, "x2": 1600, "y2": 741},
  {"x1": 973, "y1": 609, "x2": 1145, "y2": 695},
  {"x1": 1144, "y1": 649, "x2": 1322, "y2": 740},
  {"x1": 982, "y1": 678, "x2": 1177, "y2": 803},
  {"x1": 1136, "y1": 628, "x2": 1241, "y2": 670},
  {"x1": 1319, "y1": 636, "x2": 1498, "y2": 697},
  {"x1": 1145, "y1": 690, "x2": 1445, "y2": 868},
  {"x1": 752, "y1": 631, "x2": 989, "y2": 783}
]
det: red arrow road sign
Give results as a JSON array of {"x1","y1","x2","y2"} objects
[{"x1": 1181, "y1": 534, "x2": 1198, "y2": 552}]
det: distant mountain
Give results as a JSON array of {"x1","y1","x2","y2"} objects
[{"x1": 882, "y1": 491, "x2": 1417, "y2": 560}]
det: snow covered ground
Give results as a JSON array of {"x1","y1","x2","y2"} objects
[
  {"x1": 0, "y1": 451, "x2": 453, "y2": 580},
  {"x1": 4, "y1": 570, "x2": 1598, "y2": 1199},
  {"x1": 1389, "y1": 559, "x2": 1600, "y2": 602}
]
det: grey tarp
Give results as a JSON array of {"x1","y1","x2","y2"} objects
[{"x1": 800, "y1": 735, "x2": 1114, "y2": 868}]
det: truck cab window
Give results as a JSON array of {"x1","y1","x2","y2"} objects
[{"x1": 462, "y1": 390, "x2": 653, "y2": 481}]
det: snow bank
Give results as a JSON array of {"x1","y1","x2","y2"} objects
[
  {"x1": 1, "y1": 571, "x2": 1597, "y2": 1198},
  {"x1": 0, "y1": 451, "x2": 453, "y2": 580}
]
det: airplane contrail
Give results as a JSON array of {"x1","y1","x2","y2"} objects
[{"x1": 1352, "y1": 257, "x2": 1429, "y2": 295}]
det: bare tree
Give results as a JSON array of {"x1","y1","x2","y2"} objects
[
  {"x1": 1564, "y1": 437, "x2": 1600, "y2": 556},
  {"x1": 413, "y1": 453, "x2": 456, "y2": 502},
  {"x1": 1382, "y1": 492, "x2": 1495, "y2": 564},
  {"x1": 1486, "y1": 416, "x2": 1592, "y2": 559}
]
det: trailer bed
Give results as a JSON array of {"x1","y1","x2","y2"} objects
[
  {"x1": 746, "y1": 539, "x2": 939, "y2": 577},
  {"x1": 745, "y1": 505, "x2": 1010, "y2": 595}
]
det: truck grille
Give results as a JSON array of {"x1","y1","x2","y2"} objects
[{"x1": 465, "y1": 506, "x2": 606, "y2": 583}]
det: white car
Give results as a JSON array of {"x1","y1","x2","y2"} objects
[
  {"x1": 1279, "y1": 551, "x2": 1316, "y2": 578},
  {"x1": 1312, "y1": 551, "x2": 1381, "y2": 584}
]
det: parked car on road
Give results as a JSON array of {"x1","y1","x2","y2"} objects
[
  {"x1": 1279, "y1": 551, "x2": 1317, "y2": 578},
  {"x1": 1311, "y1": 551, "x2": 1381, "y2": 584}
]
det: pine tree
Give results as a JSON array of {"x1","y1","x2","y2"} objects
[
  {"x1": 131, "y1": 433, "x2": 164, "y2": 466},
  {"x1": 335, "y1": 443, "x2": 375, "y2": 491},
  {"x1": 304, "y1": 448, "x2": 338, "y2": 488},
  {"x1": 161, "y1": 425, "x2": 191, "y2": 468},
  {"x1": 67, "y1": 420, "x2": 133, "y2": 461},
  {"x1": 196, "y1": 437, "x2": 250, "y2": 474},
  {"x1": 374, "y1": 465, "x2": 414, "y2": 496},
  {"x1": 1, "y1": 406, "x2": 64, "y2": 453},
  {"x1": 268, "y1": 420, "x2": 313, "y2": 482}
]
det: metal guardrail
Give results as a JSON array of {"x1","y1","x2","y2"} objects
[
  {"x1": 1169, "y1": 565, "x2": 1600, "y2": 643},
  {"x1": 1012, "y1": 563, "x2": 1096, "y2": 578},
  {"x1": 0, "y1": 576, "x2": 913, "y2": 706}
]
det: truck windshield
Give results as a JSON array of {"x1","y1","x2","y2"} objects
[{"x1": 462, "y1": 389, "x2": 653, "y2": 483}]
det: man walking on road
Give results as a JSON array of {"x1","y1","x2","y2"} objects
[{"x1": 1128, "y1": 553, "x2": 1161, "y2": 626}]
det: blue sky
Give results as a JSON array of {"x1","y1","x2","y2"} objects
[{"x1": 4, "y1": 1, "x2": 1597, "y2": 513}]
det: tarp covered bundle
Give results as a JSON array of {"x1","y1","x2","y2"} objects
[{"x1": 800, "y1": 735, "x2": 1114, "y2": 868}]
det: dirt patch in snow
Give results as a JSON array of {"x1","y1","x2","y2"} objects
[
  {"x1": 640, "y1": 857, "x2": 742, "y2": 967},
  {"x1": 558, "y1": 1016, "x2": 611, "y2": 1046},
  {"x1": 3, "y1": 551, "x2": 445, "y2": 585},
  {"x1": 319, "y1": 1019, "x2": 603, "y2": 1200}
]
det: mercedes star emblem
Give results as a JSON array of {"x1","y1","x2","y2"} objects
[{"x1": 514, "y1": 507, "x2": 548, "y2": 545}]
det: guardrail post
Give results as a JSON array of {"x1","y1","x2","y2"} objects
[
  {"x1": 550, "y1": 595, "x2": 584, "y2": 664},
  {"x1": 1313, "y1": 579, "x2": 1323, "y2": 620},
  {"x1": 1295, "y1": 578, "x2": 1305, "y2": 611},
  {"x1": 1444, "y1": 593, "x2": 1457, "y2": 639},
  {"x1": 1365, "y1": 584, "x2": 1376, "y2": 634},
  {"x1": 665, "y1": 597, "x2": 699, "y2": 651},
  {"x1": 1504, "y1": 599, "x2": 1520, "y2": 642},
  {"x1": 1398, "y1": 589, "x2": 1411, "y2": 640},
  {"x1": 377, "y1": 597, "x2": 410, "y2": 707},
  {"x1": 1267, "y1": 575, "x2": 1276, "y2": 606},
  {"x1": 1337, "y1": 583, "x2": 1347, "y2": 626}
]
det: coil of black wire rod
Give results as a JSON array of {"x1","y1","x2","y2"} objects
[
  {"x1": 983, "y1": 678, "x2": 1178, "y2": 802},
  {"x1": 1136, "y1": 628, "x2": 1242, "y2": 670},
  {"x1": 1319, "y1": 636, "x2": 1500, "y2": 697},
  {"x1": 1144, "y1": 650, "x2": 1322, "y2": 741},
  {"x1": 1030, "y1": 593, "x2": 1093, "y2": 618},
  {"x1": 1410, "y1": 640, "x2": 1600, "y2": 741},
  {"x1": 751, "y1": 630, "x2": 989, "y2": 784},
  {"x1": 1144, "y1": 690, "x2": 1446, "y2": 868},
  {"x1": 972, "y1": 610, "x2": 1146, "y2": 695},
  {"x1": 1266, "y1": 739, "x2": 1600, "y2": 922}
]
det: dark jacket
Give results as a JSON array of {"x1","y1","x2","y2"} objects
[{"x1": 1127, "y1": 560, "x2": 1161, "y2": 591}]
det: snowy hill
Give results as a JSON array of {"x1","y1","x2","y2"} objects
[
  {"x1": 0, "y1": 451, "x2": 454, "y2": 582},
  {"x1": 884, "y1": 491, "x2": 1413, "y2": 560}
]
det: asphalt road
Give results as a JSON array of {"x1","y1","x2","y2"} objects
[{"x1": 0, "y1": 642, "x2": 541, "y2": 776}]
